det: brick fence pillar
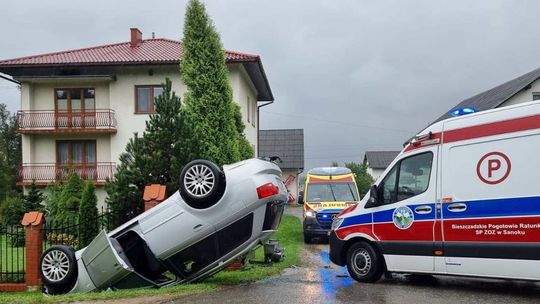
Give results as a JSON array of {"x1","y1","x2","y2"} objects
[
  {"x1": 21, "y1": 211, "x2": 45, "y2": 290},
  {"x1": 143, "y1": 184, "x2": 166, "y2": 211}
]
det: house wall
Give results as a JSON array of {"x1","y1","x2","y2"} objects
[
  {"x1": 19, "y1": 64, "x2": 261, "y2": 207},
  {"x1": 27, "y1": 81, "x2": 111, "y2": 110},
  {"x1": 282, "y1": 169, "x2": 300, "y2": 203},
  {"x1": 29, "y1": 134, "x2": 111, "y2": 163},
  {"x1": 367, "y1": 167, "x2": 385, "y2": 181},
  {"x1": 108, "y1": 66, "x2": 186, "y2": 163},
  {"x1": 109, "y1": 65, "x2": 258, "y2": 162},
  {"x1": 229, "y1": 64, "x2": 258, "y2": 154},
  {"x1": 499, "y1": 79, "x2": 540, "y2": 107}
]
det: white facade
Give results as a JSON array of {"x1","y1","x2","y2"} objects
[
  {"x1": 499, "y1": 78, "x2": 540, "y2": 107},
  {"x1": 18, "y1": 64, "x2": 260, "y2": 207},
  {"x1": 366, "y1": 167, "x2": 384, "y2": 181}
]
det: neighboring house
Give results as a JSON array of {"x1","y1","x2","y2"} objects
[
  {"x1": 0, "y1": 28, "x2": 274, "y2": 206},
  {"x1": 259, "y1": 129, "x2": 304, "y2": 203},
  {"x1": 434, "y1": 67, "x2": 540, "y2": 123},
  {"x1": 363, "y1": 151, "x2": 400, "y2": 180}
]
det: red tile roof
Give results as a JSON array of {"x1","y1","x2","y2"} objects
[{"x1": 0, "y1": 38, "x2": 259, "y2": 67}]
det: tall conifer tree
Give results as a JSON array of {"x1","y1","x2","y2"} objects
[{"x1": 181, "y1": 0, "x2": 253, "y2": 166}]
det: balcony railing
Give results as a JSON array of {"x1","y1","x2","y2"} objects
[
  {"x1": 17, "y1": 163, "x2": 116, "y2": 186},
  {"x1": 16, "y1": 110, "x2": 117, "y2": 133}
]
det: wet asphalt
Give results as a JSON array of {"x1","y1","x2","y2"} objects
[{"x1": 166, "y1": 208, "x2": 540, "y2": 304}]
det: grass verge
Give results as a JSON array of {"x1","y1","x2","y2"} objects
[{"x1": 0, "y1": 214, "x2": 302, "y2": 304}]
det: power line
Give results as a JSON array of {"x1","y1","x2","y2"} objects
[{"x1": 261, "y1": 110, "x2": 416, "y2": 134}]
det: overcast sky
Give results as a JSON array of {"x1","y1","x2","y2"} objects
[{"x1": 1, "y1": 0, "x2": 540, "y2": 170}]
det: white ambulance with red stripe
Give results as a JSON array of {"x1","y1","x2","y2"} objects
[{"x1": 329, "y1": 100, "x2": 540, "y2": 283}]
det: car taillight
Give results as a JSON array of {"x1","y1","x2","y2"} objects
[
  {"x1": 337, "y1": 204, "x2": 358, "y2": 217},
  {"x1": 257, "y1": 183, "x2": 279, "y2": 199}
]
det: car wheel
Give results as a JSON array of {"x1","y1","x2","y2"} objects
[
  {"x1": 346, "y1": 241, "x2": 383, "y2": 283},
  {"x1": 303, "y1": 232, "x2": 313, "y2": 244},
  {"x1": 179, "y1": 160, "x2": 226, "y2": 209},
  {"x1": 40, "y1": 245, "x2": 78, "y2": 293}
]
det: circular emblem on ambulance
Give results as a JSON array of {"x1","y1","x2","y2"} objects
[
  {"x1": 393, "y1": 206, "x2": 414, "y2": 230},
  {"x1": 476, "y1": 151, "x2": 511, "y2": 185}
]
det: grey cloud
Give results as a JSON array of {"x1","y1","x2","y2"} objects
[{"x1": 2, "y1": 0, "x2": 540, "y2": 169}]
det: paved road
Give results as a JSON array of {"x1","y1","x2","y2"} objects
[{"x1": 167, "y1": 208, "x2": 540, "y2": 304}]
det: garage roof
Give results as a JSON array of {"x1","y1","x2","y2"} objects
[
  {"x1": 363, "y1": 151, "x2": 400, "y2": 169},
  {"x1": 259, "y1": 129, "x2": 304, "y2": 170}
]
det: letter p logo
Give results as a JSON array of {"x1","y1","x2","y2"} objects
[
  {"x1": 476, "y1": 152, "x2": 511, "y2": 185},
  {"x1": 488, "y1": 159, "x2": 501, "y2": 178}
]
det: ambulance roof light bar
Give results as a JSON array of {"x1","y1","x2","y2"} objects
[
  {"x1": 410, "y1": 132, "x2": 440, "y2": 147},
  {"x1": 450, "y1": 107, "x2": 477, "y2": 117}
]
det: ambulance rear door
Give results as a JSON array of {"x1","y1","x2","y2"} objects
[{"x1": 440, "y1": 104, "x2": 540, "y2": 280}]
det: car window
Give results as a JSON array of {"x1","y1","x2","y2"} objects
[
  {"x1": 397, "y1": 152, "x2": 433, "y2": 201},
  {"x1": 306, "y1": 182, "x2": 359, "y2": 202},
  {"x1": 331, "y1": 183, "x2": 358, "y2": 201},
  {"x1": 377, "y1": 152, "x2": 433, "y2": 206},
  {"x1": 379, "y1": 165, "x2": 398, "y2": 205},
  {"x1": 306, "y1": 183, "x2": 335, "y2": 202}
]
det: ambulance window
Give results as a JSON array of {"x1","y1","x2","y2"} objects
[
  {"x1": 397, "y1": 152, "x2": 433, "y2": 201},
  {"x1": 379, "y1": 165, "x2": 398, "y2": 205}
]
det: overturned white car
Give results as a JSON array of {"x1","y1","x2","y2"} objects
[{"x1": 40, "y1": 158, "x2": 288, "y2": 294}]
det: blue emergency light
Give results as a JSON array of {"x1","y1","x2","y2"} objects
[
  {"x1": 322, "y1": 214, "x2": 330, "y2": 219},
  {"x1": 450, "y1": 107, "x2": 477, "y2": 117}
]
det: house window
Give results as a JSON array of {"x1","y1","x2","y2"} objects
[
  {"x1": 247, "y1": 96, "x2": 251, "y2": 123},
  {"x1": 251, "y1": 98, "x2": 256, "y2": 127},
  {"x1": 56, "y1": 140, "x2": 97, "y2": 180},
  {"x1": 55, "y1": 88, "x2": 95, "y2": 112},
  {"x1": 533, "y1": 93, "x2": 540, "y2": 101},
  {"x1": 135, "y1": 85, "x2": 163, "y2": 113}
]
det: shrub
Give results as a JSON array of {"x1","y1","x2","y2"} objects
[
  {"x1": 78, "y1": 182, "x2": 99, "y2": 248},
  {"x1": 0, "y1": 196, "x2": 25, "y2": 226}
]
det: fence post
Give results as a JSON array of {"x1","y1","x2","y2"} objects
[
  {"x1": 143, "y1": 184, "x2": 167, "y2": 211},
  {"x1": 21, "y1": 211, "x2": 45, "y2": 291}
]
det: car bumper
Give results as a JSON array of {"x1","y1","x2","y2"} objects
[
  {"x1": 303, "y1": 217, "x2": 330, "y2": 237},
  {"x1": 329, "y1": 230, "x2": 346, "y2": 266}
]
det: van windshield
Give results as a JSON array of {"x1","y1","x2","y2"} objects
[{"x1": 306, "y1": 182, "x2": 359, "y2": 202}]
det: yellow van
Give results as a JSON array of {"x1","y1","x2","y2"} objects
[{"x1": 300, "y1": 167, "x2": 359, "y2": 243}]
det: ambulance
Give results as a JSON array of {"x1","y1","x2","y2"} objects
[
  {"x1": 329, "y1": 100, "x2": 540, "y2": 283},
  {"x1": 302, "y1": 167, "x2": 360, "y2": 243}
]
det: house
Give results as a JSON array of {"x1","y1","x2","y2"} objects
[
  {"x1": 0, "y1": 28, "x2": 274, "y2": 206},
  {"x1": 434, "y1": 67, "x2": 540, "y2": 123},
  {"x1": 258, "y1": 129, "x2": 304, "y2": 203},
  {"x1": 363, "y1": 151, "x2": 400, "y2": 180}
]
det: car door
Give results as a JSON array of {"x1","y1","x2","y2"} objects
[{"x1": 370, "y1": 148, "x2": 438, "y2": 273}]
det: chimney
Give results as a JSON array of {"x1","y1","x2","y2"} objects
[{"x1": 130, "y1": 28, "x2": 142, "y2": 48}]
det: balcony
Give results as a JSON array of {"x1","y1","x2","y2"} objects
[
  {"x1": 17, "y1": 163, "x2": 116, "y2": 186},
  {"x1": 16, "y1": 110, "x2": 117, "y2": 134}
]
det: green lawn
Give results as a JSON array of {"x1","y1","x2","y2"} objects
[{"x1": 0, "y1": 214, "x2": 302, "y2": 304}]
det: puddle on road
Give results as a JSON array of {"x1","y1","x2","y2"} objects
[{"x1": 299, "y1": 243, "x2": 355, "y2": 302}]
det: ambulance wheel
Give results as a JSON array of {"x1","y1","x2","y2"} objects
[
  {"x1": 40, "y1": 245, "x2": 78, "y2": 293},
  {"x1": 346, "y1": 241, "x2": 383, "y2": 283},
  {"x1": 303, "y1": 232, "x2": 313, "y2": 244},
  {"x1": 180, "y1": 160, "x2": 226, "y2": 209}
]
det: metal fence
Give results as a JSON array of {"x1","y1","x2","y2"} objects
[
  {"x1": 42, "y1": 208, "x2": 124, "y2": 251},
  {"x1": 0, "y1": 225, "x2": 25, "y2": 283}
]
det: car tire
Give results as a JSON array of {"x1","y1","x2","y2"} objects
[
  {"x1": 303, "y1": 232, "x2": 313, "y2": 244},
  {"x1": 346, "y1": 241, "x2": 383, "y2": 283},
  {"x1": 40, "y1": 245, "x2": 78, "y2": 293},
  {"x1": 179, "y1": 160, "x2": 226, "y2": 209}
]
